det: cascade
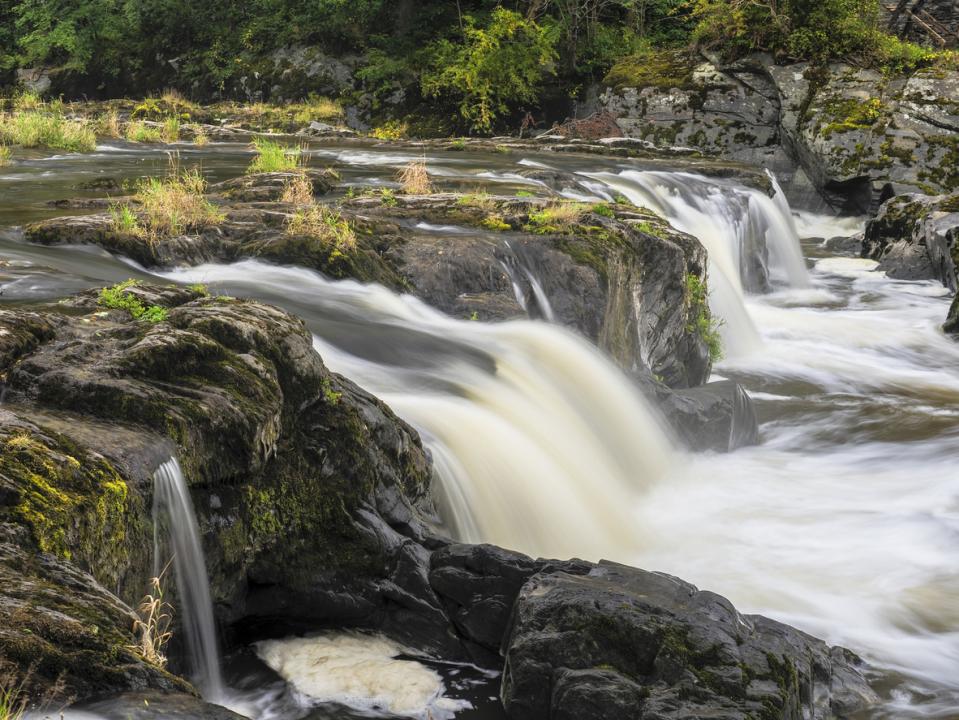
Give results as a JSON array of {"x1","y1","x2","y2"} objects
[{"x1": 152, "y1": 458, "x2": 224, "y2": 700}]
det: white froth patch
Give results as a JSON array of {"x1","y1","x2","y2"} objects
[
  {"x1": 255, "y1": 633, "x2": 468, "y2": 718},
  {"x1": 814, "y1": 257, "x2": 880, "y2": 275}
]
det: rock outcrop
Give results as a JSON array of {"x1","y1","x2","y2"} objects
[
  {"x1": 0, "y1": 287, "x2": 451, "y2": 711},
  {"x1": 861, "y1": 191, "x2": 959, "y2": 333},
  {"x1": 430, "y1": 544, "x2": 877, "y2": 720},
  {"x1": 602, "y1": 51, "x2": 959, "y2": 211}
]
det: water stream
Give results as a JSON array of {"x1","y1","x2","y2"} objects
[
  {"x1": 152, "y1": 457, "x2": 225, "y2": 701},
  {"x1": 2, "y1": 140, "x2": 957, "y2": 718}
]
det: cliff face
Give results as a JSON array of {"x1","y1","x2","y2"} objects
[{"x1": 601, "y1": 52, "x2": 959, "y2": 212}]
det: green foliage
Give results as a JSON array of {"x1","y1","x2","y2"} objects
[
  {"x1": 422, "y1": 8, "x2": 558, "y2": 134},
  {"x1": 604, "y1": 45, "x2": 693, "y2": 90},
  {"x1": 125, "y1": 120, "x2": 163, "y2": 143},
  {"x1": 97, "y1": 280, "x2": 168, "y2": 323},
  {"x1": 247, "y1": 138, "x2": 302, "y2": 174},
  {"x1": 110, "y1": 203, "x2": 140, "y2": 233},
  {"x1": 592, "y1": 202, "x2": 616, "y2": 218},
  {"x1": 685, "y1": 273, "x2": 723, "y2": 362}
]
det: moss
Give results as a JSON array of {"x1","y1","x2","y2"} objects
[
  {"x1": 0, "y1": 427, "x2": 143, "y2": 589},
  {"x1": 604, "y1": 49, "x2": 696, "y2": 91},
  {"x1": 819, "y1": 97, "x2": 882, "y2": 138}
]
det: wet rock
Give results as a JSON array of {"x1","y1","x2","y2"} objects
[
  {"x1": 209, "y1": 169, "x2": 336, "y2": 202},
  {"x1": 501, "y1": 561, "x2": 878, "y2": 720},
  {"x1": 80, "y1": 691, "x2": 247, "y2": 719},
  {"x1": 0, "y1": 290, "x2": 457, "y2": 704},
  {"x1": 658, "y1": 380, "x2": 759, "y2": 452},
  {"x1": 861, "y1": 192, "x2": 959, "y2": 333}
]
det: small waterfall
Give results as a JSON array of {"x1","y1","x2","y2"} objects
[
  {"x1": 582, "y1": 170, "x2": 810, "y2": 358},
  {"x1": 155, "y1": 261, "x2": 678, "y2": 562},
  {"x1": 499, "y1": 240, "x2": 556, "y2": 322},
  {"x1": 152, "y1": 458, "x2": 224, "y2": 700}
]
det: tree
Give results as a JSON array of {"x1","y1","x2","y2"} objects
[{"x1": 422, "y1": 8, "x2": 558, "y2": 134}]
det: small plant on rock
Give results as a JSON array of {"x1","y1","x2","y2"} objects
[
  {"x1": 161, "y1": 116, "x2": 181, "y2": 143},
  {"x1": 685, "y1": 274, "x2": 723, "y2": 362},
  {"x1": 128, "y1": 565, "x2": 174, "y2": 668},
  {"x1": 125, "y1": 121, "x2": 163, "y2": 143},
  {"x1": 247, "y1": 138, "x2": 302, "y2": 174},
  {"x1": 280, "y1": 171, "x2": 315, "y2": 205},
  {"x1": 286, "y1": 206, "x2": 356, "y2": 251},
  {"x1": 98, "y1": 280, "x2": 169, "y2": 323},
  {"x1": 526, "y1": 202, "x2": 589, "y2": 234},
  {"x1": 397, "y1": 160, "x2": 433, "y2": 195}
]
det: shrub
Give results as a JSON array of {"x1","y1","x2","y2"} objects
[
  {"x1": 422, "y1": 8, "x2": 557, "y2": 134},
  {"x1": 247, "y1": 138, "x2": 302, "y2": 174},
  {"x1": 397, "y1": 160, "x2": 433, "y2": 194}
]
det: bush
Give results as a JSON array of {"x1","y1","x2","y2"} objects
[{"x1": 422, "y1": 8, "x2": 557, "y2": 134}]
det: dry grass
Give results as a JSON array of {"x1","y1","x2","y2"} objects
[
  {"x1": 280, "y1": 171, "x2": 315, "y2": 205},
  {"x1": 397, "y1": 160, "x2": 433, "y2": 195},
  {"x1": 128, "y1": 569, "x2": 174, "y2": 668},
  {"x1": 287, "y1": 205, "x2": 356, "y2": 250},
  {"x1": 191, "y1": 125, "x2": 210, "y2": 146},
  {"x1": 97, "y1": 110, "x2": 122, "y2": 138},
  {"x1": 113, "y1": 154, "x2": 224, "y2": 240},
  {"x1": 0, "y1": 658, "x2": 67, "y2": 720}
]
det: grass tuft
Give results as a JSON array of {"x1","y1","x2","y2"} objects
[
  {"x1": 97, "y1": 110, "x2": 122, "y2": 138},
  {"x1": 0, "y1": 106, "x2": 96, "y2": 153},
  {"x1": 125, "y1": 121, "x2": 163, "y2": 143},
  {"x1": 128, "y1": 566, "x2": 174, "y2": 668},
  {"x1": 526, "y1": 202, "x2": 590, "y2": 233},
  {"x1": 0, "y1": 146, "x2": 10, "y2": 167},
  {"x1": 286, "y1": 205, "x2": 356, "y2": 250},
  {"x1": 280, "y1": 171, "x2": 315, "y2": 205},
  {"x1": 161, "y1": 116, "x2": 180, "y2": 143},
  {"x1": 247, "y1": 138, "x2": 302, "y2": 174},
  {"x1": 398, "y1": 160, "x2": 433, "y2": 194}
]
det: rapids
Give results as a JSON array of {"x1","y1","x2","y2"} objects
[{"x1": 2, "y1": 139, "x2": 957, "y2": 718}]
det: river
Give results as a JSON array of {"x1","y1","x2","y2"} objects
[{"x1": 2, "y1": 138, "x2": 957, "y2": 719}]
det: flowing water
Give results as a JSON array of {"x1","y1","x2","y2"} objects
[
  {"x1": 2, "y1": 139, "x2": 957, "y2": 719},
  {"x1": 152, "y1": 457, "x2": 225, "y2": 700}
]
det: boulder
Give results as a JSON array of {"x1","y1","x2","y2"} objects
[
  {"x1": 501, "y1": 561, "x2": 878, "y2": 720},
  {"x1": 658, "y1": 380, "x2": 760, "y2": 452}
]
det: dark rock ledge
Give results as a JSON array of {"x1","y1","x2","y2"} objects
[
  {"x1": 0, "y1": 290, "x2": 874, "y2": 719},
  {"x1": 24, "y1": 172, "x2": 758, "y2": 451}
]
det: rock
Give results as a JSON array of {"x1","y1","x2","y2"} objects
[
  {"x1": 658, "y1": 380, "x2": 759, "y2": 452},
  {"x1": 501, "y1": 561, "x2": 878, "y2": 720},
  {"x1": 861, "y1": 192, "x2": 959, "y2": 287},
  {"x1": 80, "y1": 691, "x2": 248, "y2": 719},
  {"x1": 602, "y1": 52, "x2": 959, "y2": 210},
  {"x1": 861, "y1": 191, "x2": 959, "y2": 335},
  {"x1": 0, "y1": 289, "x2": 458, "y2": 704},
  {"x1": 209, "y1": 169, "x2": 337, "y2": 202}
]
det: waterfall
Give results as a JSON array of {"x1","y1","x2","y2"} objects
[
  {"x1": 579, "y1": 170, "x2": 810, "y2": 358},
  {"x1": 152, "y1": 458, "x2": 224, "y2": 700},
  {"x1": 155, "y1": 261, "x2": 678, "y2": 562}
]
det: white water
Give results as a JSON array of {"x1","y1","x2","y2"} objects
[
  {"x1": 152, "y1": 458, "x2": 224, "y2": 700},
  {"x1": 155, "y1": 260, "x2": 677, "y2": 561},
  {"x1": 583, "y1": 169, "x2": 811, "y2": 358},
  {"x1": 255, "y1": 633, "x2": 469, "y2": 719}
]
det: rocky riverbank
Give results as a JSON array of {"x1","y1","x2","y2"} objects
[
  {"x1": 600, "y1": 51, "x2": 959, "y2": 213},
  {"x1": 0, "y1": 291, "x2": 876, "y2": 719}
]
